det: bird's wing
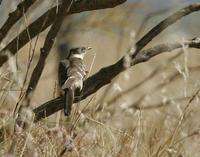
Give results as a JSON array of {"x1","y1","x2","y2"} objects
[
  {"x1": 58, "y1": 59, "x2": 70, "y2": 87},
  {"x1": 61, "y1": 77, "x2": 74, "y2": 89}
]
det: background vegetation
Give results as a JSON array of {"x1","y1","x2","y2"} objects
[{"x1": 0, "y1": 0, "x2": 200, "y2": 156}]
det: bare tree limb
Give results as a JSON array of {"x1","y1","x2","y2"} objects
[
  {"x1": 106, "y1": 52, "x2": 181, "y2": 105},
  {"x1": 2, "y1": 2, "x2": 200, "y2": 121},
  {"x1": 0, "y1": 0, "x2": 127, "y2": 66},
  {"x1": 95, "y1": 2, "x2": 140, "y2": 110},
  {"x1": 1, "y1": 2, "x2": 200, "y2": 143},
  {"x1": 0, "y1": 0, "x2": 127, "y2": 142},
  {"x1": 31, "y1": 3, "x2": 200, "y2": 121},
  {"x1": 23, "y1": 0, "x2": 73, "y2": 102},
  {"x1": 33, "y1": 38, "x2": 200, "y2": 122},
  {"x1": 136, "y1": 6, "x2": 170, "y2": 38},
  {"x1": 133, "y1": 38, "x2": 200, "y2": 64},
  {"x1": 0, "y1": 0, "x2": 36, "y2": 43},
  {"x1": 133, "y1": 3, "x2": 200, "y2": 57}
]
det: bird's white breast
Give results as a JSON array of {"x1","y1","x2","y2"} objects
[{"x1": 71, "y1": 53, "x2": 84, "y2": 59}]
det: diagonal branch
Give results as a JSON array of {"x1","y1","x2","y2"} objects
[
  {"x1": 106, "y1": 52, "x2": 182, "y2": 105},
  {"x1": 33, "y1": 37, "x2": 200, "y2": 122},
  {"x1": 31, "y1": 3, "x2": 200, "y2": 122},
  {"x1": 136, "y1": 6, "x2": 170, "y2": 38},
  {"x1": 1, "y1": 2, "x2": 200, "y2": 142},
  {"x1": 133, "y1": 3, "x2": 200, "y2": 57},
  {"x1": 0, "y1": 0, "x2": 36, "y2": 43},
  {"x1": 0, "y1": 0, "x2": 127, "y2": 66},
  {"x1": 23, "y1": 0, "x2": 73, "y2": 102}
]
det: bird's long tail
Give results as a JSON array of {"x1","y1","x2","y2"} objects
[{"x1": 64, "y1": 87, "x2": 74, "y2": 116}]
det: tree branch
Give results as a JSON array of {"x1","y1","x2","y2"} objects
[
  {"x1": 106, "y1": 52, "x2": 182, "y2": 105},
  {"x1": 133, "y1": 38, "x2": 200, "y2": 64},
  {"x1": 133, "y1": 3, "x2": 200, "y2": 57},
  {"x1": 0, "y1": 0, "x2": 127, "y2": 142},
  {"x1": 33, "y1": 37, "x2": 200, "y2": 122},
  {"x1": 0, "y1": 0, "x2": 127, "y2": 66},
  {"x1": 1, "y1": 2, "x2": 200, "y2": 143},
  {"x1": 0, "y1": 0, "x2": 36, "y2": 43},
  {"x1": 24, "y1": 0, "x2": 73, "y2": 102},
  {"x1": 31, "y1": 3, "x2": 200, "y2": 121}
]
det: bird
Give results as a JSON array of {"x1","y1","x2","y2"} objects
[{"x1": 58, "y1": 46, "x2": 92, "y2": 116}]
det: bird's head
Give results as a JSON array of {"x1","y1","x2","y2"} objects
[{"x1": 69, "y1": 47, "x2": 92, "y2": 59}]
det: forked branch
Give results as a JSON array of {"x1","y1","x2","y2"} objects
[
  {"x1": 33, "y1": 38, "x2": 200, "y2": 122},
  {"x1": 32, "y1": 3, "x2": 200, "y2": 121}
]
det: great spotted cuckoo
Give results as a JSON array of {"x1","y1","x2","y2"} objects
[{"x1": 58, "y1": 47, "x2": 91, "y2": 116}]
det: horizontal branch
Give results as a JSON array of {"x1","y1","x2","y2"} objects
[
  {"x1": 133, "y1": 38, "x2": 200, "y2": 64},
  {"x1": 0, "y1": 0, "x2": 127, "y2": 66},
  {"x1": 33, "y1": 37, "x2": 200, "y2": 122}
]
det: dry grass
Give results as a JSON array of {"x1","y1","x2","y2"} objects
[
  {"x1": 1, "y1": 47, "x2": 200, "y2": 157},
  {"x1": 1, "y1": 2, "x2": 200, "y2": 157}
]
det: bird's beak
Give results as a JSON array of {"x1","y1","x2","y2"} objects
[{"x1": 86, "y1": 47, "x2": 92, "y2": 50}]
